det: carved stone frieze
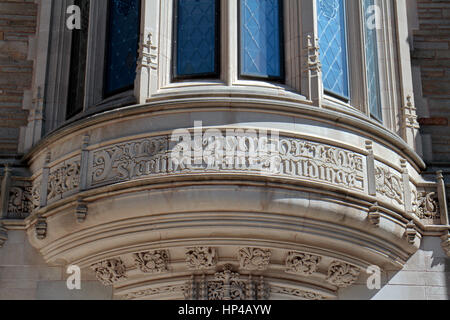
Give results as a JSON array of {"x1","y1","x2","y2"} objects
[
  {"x1": 91, "y1": 258, "x2": 127, "y2": 286},
  {"x1": 375, "y1": 166, "x2": 404, "y2": 205},
  {"x1": 88, "y1": 134, "x2": 365, "y2": 192},
  {"x1": 134, "y1": 250, "x2": 169, "y2": 274},
  {"x1": 285, "y1": 252, "x2": 322, "y2": 276},
  {"x1": 47, "y1": 160, "x2": 81, "y2": 201},
  {"x1": 186, "y1": 247, "x2": 217, "y2": 270},
  {"x1": 122, "y1": 284, "x2": 186, "y2": 300},
  {"x1": 270, "y1": 286, "x2": 324, "y2": 300},
  {"x1": 412, "y1": 190, "x2": 440, "y2": 220},
  {"x1": 326, "y1": 261, "x2": 361, "y2": 288},
  {"x1": 91, "y1": 137, "x2": 168, "y2": 186},
  {"x1": 238, "y1": 247, "x2": 271, "y2": 271}
]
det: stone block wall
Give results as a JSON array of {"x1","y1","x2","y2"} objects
[
  {"x1": 413, "y1": 0, "x2": 450, "y2": 169},
  {"x1": 0, "y1": 0, "x2": 36, "y2": 157}
]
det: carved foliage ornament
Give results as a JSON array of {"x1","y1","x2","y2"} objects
[
  {"x1": 186, "y1": 247, "x2": 217, "y2": 270},
  {"x1": 326, "y1": 261, "x2": 361, "y2": 288},
  {"x1": 285, "y1": 252, "x2": 322, "y2": 276},
  {"x1": 47, "y1": 161, "x2": 81, "y2": 200},
  {"x1": 238, "y1": 247, "x2": 271, "y2": 271},
  {"x1": 375, "y1": 166, "x2": 404, "y2": 205},
  {"x1": 412, "y1": 190, "x2": 440, "y2": 220},
  {"x1": 134, "y1": 250, "x2": 169, "y2": 274},
  {"x1": 91, "y1": 258, "x2": 127, "y2": 286}
]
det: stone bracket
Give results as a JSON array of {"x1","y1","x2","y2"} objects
[{"x1": 35, "y1": 216, "x2": 47, "y2": 240}]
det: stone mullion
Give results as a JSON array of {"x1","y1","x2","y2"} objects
[
  {"x1": 299, "y1": 0, "x2": 323, "y2": 107},
  {"x1": 135, "y1": 0, "x2": 160, "y2": 104}
]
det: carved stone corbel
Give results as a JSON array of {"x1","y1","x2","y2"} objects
[
  {"x1": 368, "y1": 202, "x2": 381, "y2": 226},
  {"x1": 35, "y1": 216, "x2": 47, "y2": 240},
  {"x1": 75, "y1": 200, "x2": 88, "y2": 223},
  {"x1": 405, "y1": 221, "x2": 417, "y2": 244}
]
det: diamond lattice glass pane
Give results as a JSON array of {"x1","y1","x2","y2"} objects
[
  {"x1": 67, "y1": 0, "x2": 90, "y2": 119},
  {"x1": 240, "y1": 0, "x2": 282, "y2": 78},
  {"x1": 176, "y1": 0, "x2": 217, "y2": 76},
  {"x1": 318, "y1": 0, "x2": 349, "y2": 98},
  {"x1": 105, "y1": 0, "x2": 140, "y2": 96},
  {"x1": 364, "y1": 0, "x2": 382, "y2": 120}
]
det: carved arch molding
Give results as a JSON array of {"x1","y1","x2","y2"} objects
[{"x1": 88, "y1": 246, "x2": 366, "y2": 300}]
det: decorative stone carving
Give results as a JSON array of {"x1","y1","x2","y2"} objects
[
  {"x1": 91, "y1": 258, "x2": 127, "y2": 286},
  {"x1": 35, "y1": 216, "x2": 47, "y2": 240},
  {"x1": 305, "y1": 34, "x2": 321, "y2": 74},
  {"x1": 122, "y1": 284, "x2": 187, "y2": 300},
  {"x1": 285, "y1": 252, "x2": 322, "y2": 276},
  {"x1": 47, "y1": 160, "x2": 81, "y2": 201},
  {"x1": 326, "y1": 261, "x2": 361, "y2": 288},
  {"x1": 134, "y1": 250, "x2": 169, "y2": 274},
  {"x1": 137, "y1": 33, "x2": 158, "y2": 71},
  {"x1": 270, "y1": 286, "x2": 324, "y2": 300},
  {"x1": 238, "y1": 247, "x2": 271, "y2": 271},
  {"x1": 7, "y1": 185, "x2": 33, "y2": 219},
  {"x1": 405, "y1": 221, "x2": 417, "y2": 244},
  {"x1": 375, "y1": 166, "x2": 404, "y2": 205},
  {"x1": 185, "y1": 247, "x2": 217, "y2": 270},
  {"x1": 403, "y1": 95, "x2": 420, "y2": 130},
  {"x1": 183, "y1": 265, "x2": 269, "y2": 300},
  {"x1": 412, "y1": 190, "x2": 440, "y2": 220}
]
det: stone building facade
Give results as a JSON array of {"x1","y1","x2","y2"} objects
[{"x1": 0, "y1": 0, "x2": 448, "y2": 300}]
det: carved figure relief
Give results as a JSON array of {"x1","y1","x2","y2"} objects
[
  {"x1": 238, "y1": 247, "x2": 271, "y2": 271},
  {"x1": 326, "y1": 261, "x2": 361, "y2": 288},
  {"x1": 186, "y1": 247, "x2": 217, "y2": 270},
  {"x1": 285, "y1": 252, "x2": 322, "y2": 276}
]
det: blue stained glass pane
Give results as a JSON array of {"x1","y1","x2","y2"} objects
[
  {"x1": 105, "y1": 0, "x2": 140, "y2": 96},
  {"x1": 176, "y1": 0, "x2": 217, "y2": 77},
  {"x1": 240, "y1": 0, "x2": 282, "y2": 78},
  {"x1": 318, "y1": 0, "x2": 349, "y2": 98},
  {"x1": 364, "y1": 0, "x2": 382, "y2": 120}
]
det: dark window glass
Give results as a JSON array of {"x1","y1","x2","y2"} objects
[
  {"x1": 174, "y1": 0, "x2": 219, "y2": 79},
  {"x1": 66, "y1": 0, "x2": 90, "y2": 120},
  {"x1": 318, "y1": 0, "x2": 349, "y2": 99},
  {"x1": 104, "y1": 0, "x2": 141, "y2": 97},
  {"x1": 239, "y1": 0, "x2": 284, "y2": 80},
  {"x1": 364, "y1": 0, "x2": 382, "y2": 121}
]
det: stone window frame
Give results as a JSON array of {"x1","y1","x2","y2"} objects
[{"x1": 39, "y1": 0, "x2": 137, "y2": 135}]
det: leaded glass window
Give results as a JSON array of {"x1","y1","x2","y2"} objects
[
  {"x1": 104, "y1": 0, "x2": 141, "y2": 97},
  {"x1": 66, "y1": 0, "x2": 90, "y2": 119},
  {"x1": 364, "y1": 0, "x2": 382, "y2": 121},
  {"x1": 239, "y1": 0, "x2": 284, "y2": 80},
  {"x1": 174, "y1": 0, "x2": 219, "y2": 79},
  {"x1": 318, "y1": 0, "x2": 349, "y2": 99}
]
